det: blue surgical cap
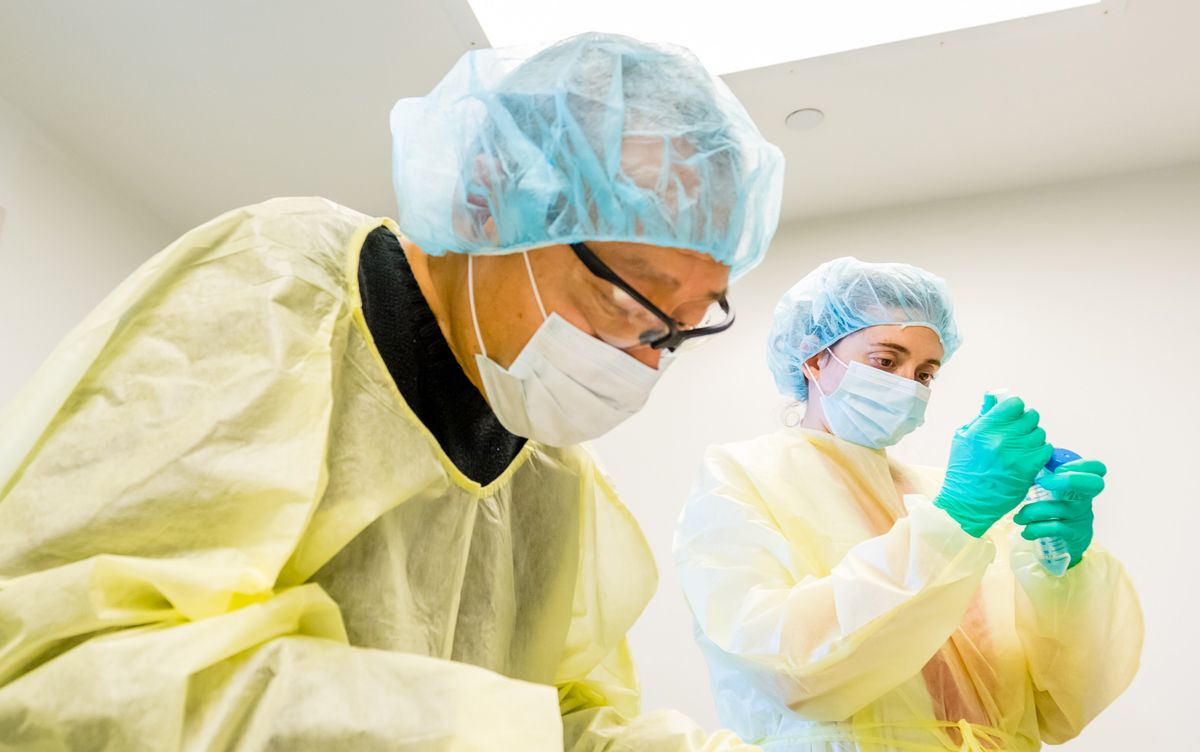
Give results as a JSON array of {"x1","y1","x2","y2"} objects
[
  {"x1": 390, "y1": 32, "x2": 785, "y2": 280},
  {"x1": 768, "y1": 256, "x2": 962, "y2": 402}
]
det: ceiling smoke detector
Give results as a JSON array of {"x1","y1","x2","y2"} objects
[{"x1": 785, "y1": 108, "x2": 825, "y2": 131}]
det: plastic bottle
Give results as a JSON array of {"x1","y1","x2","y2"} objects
[
  {"x1": 984, "y1": 389, "x2": 1079, "y2": 576},
  {"x1": 1026, "y1": 446, "x2": 1082, "y2": 576}
]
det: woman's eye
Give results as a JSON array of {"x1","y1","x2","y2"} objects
[
  {"x1": 918, "y1": 372, "x2": 934, "y2": 384},
  {"x1": 873, "y1": 357, "x2": 894, "y2": 368}
]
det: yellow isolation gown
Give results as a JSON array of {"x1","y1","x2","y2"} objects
[
  {"x1": 674, "y1": 427, "x2": 1142, "y2": 751},
  {"x1": 0, "y1": 197, "x2": 751, "y2": 752}
]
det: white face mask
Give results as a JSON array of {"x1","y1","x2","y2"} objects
[
  {"x1": 805, "y1": 349, "x2": 930, "y2": 449},
  {"x1": 469, "y1": 253, "x2": 671, "y2": 447}
]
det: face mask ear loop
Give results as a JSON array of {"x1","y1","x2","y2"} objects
[
  {"x1": 468, "y1": 255, "x2": 488, "y2": 359},
  {"x1": 522, "y1": 252, "x2": 548, "y2": 320},
  {"x1": 826, "y1": 348, "x2": 850, "y2": 370}
]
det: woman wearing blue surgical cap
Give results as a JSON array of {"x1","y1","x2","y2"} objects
[
  {"x1": 0, "y1": 33, "x2": 783, "y2": 750},
  {"x1": 674, "y1": 257, "x2": 1142, "y2": 751}
]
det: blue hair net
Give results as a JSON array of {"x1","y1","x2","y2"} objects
[
  {"x1": 390, "y1": 32, "x2": 784, "y2": 279},
  {"x1": 768, "y1": 256, "x2": 962, "y2": 402}
]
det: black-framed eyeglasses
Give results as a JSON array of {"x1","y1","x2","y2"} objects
[{"x1": 570, "y1": 242, "x2": 735, "y2": 351}]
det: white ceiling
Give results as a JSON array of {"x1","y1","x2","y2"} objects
[{"x1": 0, "y1": 0, "x2": 1197, "y2": 234}]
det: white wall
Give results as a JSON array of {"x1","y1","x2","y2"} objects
[
  {"x1": 0, "y1": 95, "x2": 173, "y2": 407},
  {"x1": 596, "y1": 162, "x2": 1200, "y2": 750}
]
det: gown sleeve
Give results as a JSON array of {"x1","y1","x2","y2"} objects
[
  {"x1": 1008, "y1": 531, "x2": 1144, "y2": 743},
  {"x1": 0, "y1": 199, "x2": 563, "y2": 750},
  {"x1": 674, "y1": 444, "x2": 996, "y2": 723},
  {"x1": 555, "y1": 460, "x2": 760, "y2": 751}
]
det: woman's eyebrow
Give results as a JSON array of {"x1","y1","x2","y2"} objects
[{"x1": 870, "y1": 341, "x2": 942, "y2": 366}]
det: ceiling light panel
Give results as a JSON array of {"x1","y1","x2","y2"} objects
[{"x1": 467, "y1": 0, "x2": 1101, "y2": 74}]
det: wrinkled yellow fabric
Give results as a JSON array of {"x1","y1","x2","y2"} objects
[
  {"x1": 0, "y1": 197, "x2": 753, "y2": 752},
  {"x1": 674, "y1": 428, "x2": 1143, "y2": 751}
]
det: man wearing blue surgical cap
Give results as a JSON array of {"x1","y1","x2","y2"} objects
[
  {"x1": 0, "y1": 33, "x2": 783, "y2": 749},
  {"x1": 674, "y1": 257, "x2": 1142, "y2": 751}
]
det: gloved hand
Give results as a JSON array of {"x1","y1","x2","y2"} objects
[
  {"x1": 1013, "y1": 458, "x2": 1106, "y2": 568},
  {"x1": 934, "y1": 394, "x2": 1054, "y2": 537}
]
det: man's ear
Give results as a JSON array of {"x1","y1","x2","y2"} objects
[{"x1": 459, "y1": 153, "x2": 503, "y2": 245}]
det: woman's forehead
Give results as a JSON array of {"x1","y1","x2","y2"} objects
[{"x1": 847, "y1": 325, "x2": 945, "y2": 355}]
